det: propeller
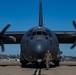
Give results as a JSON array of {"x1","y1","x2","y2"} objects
[
  {"x1": 70, "y1": 20, "x2": 76, "y2": 49},
  {"x1": 73, "y1": 21, "x2": 76, "y2": 30},
  {"x1": 0, "y1": 24, "x2": 16, "y2": 52}
]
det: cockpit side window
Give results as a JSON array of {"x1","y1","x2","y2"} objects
[
  {"x1": 27, "y1": 30, "x2": 33, "y2": 37},
  {"x1": 48, "y1": 33, "x2": 52, "y2": 37},
  {"x1": 42, "y1": 31, "x2": 47, "y2": 36},
  {"x1": 32, "y1": 32, "x2": 36, "y2": 36},
  {"x1": 46, "y1": 30, "x2": 52, "y2": 37},
  {"x1": 27, "y1": 33, "x2": 31, "y2": 37}
]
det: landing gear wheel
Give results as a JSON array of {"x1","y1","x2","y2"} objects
[
  {"x1": 53, "y1": 60, "x2": 60, "y2": 67},
  {"x1": 20, "y1": 61, "x2": 27, "y2": 67}
]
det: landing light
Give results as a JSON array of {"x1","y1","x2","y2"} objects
[{"x1": 37, "y1": 59, "x2": 42, "y2": 63}]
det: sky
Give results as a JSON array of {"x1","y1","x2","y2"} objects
[{"x1": 0, "y1": 0, "x2": 76, "y2": 56}]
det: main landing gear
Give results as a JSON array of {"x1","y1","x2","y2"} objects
[
  {"x1": 20, "y1": 60, "x2": 27, "y2": 67},
  {"x1": 53, "y1": 60, "x2": 60, "y2": 66}
]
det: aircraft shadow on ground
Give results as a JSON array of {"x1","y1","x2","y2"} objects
[
  {"x1": 1, "y1": 63, "x2": 76, "y2": 68},
  {"x1": 60, "y1": 63, "x2": 76, "y2": 67},
  {"x1": 0, "y1": 63, "x2": 20, "y2": 67},
  {"x1": 21, "y1": 63, "x2": 56, "y2": 69},
  {"x1": 21, "y1": 64, "x2": 56, "y2": 75},
  {"x1": 0, "y1": 65, "x2": 8, "y2": 67},
  {"x1": 0, "y1": 63, "x2": 56, "y2": 68},
  {"x1": 67, "y1": 64, "x2": 76, "y2": 66}
]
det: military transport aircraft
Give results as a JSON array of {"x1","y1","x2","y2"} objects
[{"x1": 0, "y1": 0, "x2": 76, "y2": 67}]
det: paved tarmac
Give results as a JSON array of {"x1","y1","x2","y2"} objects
[{"x1": 0, "y1": 61, "x2": 76, "y2": 75}]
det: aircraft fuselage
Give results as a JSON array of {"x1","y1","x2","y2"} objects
[{"x1": 20, "y1": 26, "x2": 60, "y2": 63}]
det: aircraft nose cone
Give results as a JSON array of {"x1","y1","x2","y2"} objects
[
  {"x1": 35, "y1": 42, "x2": 43, "y2": 54},
  {"x1": 31, "y1": 40, "x2": 48, "y2": 54}
]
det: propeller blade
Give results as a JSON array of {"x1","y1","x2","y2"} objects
[
  {"x1": 70, "y1": 44, "x2": 75, "y2": 49},
  {"x1": 0, "y1": 41, "x2": 4, "y2": 52},
  {"x1": 70, "y1": 21, "x2": 76, "y2": 49},
  {"x1": 73, "y1": 20, "x2": 76, "y2": 30},
  {"x1": 70, "y1": 41, "x2": 76, "y2": 49},
  {"x1": 0, "y1": 24, "x2": 16, "y2": 52},
  {"x1": 0, "y1": 24, "x2": 11, "y2": 35}
]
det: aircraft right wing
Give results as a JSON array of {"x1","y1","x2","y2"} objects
[{"x1": 4, "y1": 31, "x2": 26, "y2": 44}]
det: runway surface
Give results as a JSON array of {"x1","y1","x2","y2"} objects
[{"x1": 0, "y1": 61, "x2": 76, "y2": 75}]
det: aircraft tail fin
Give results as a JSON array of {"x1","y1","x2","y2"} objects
[{"x1": 39, "y1": 0, "x2": 43, "y2": 27}]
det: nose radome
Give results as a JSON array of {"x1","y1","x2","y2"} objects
[
  {"x1": 35, "y1": 43, "x2": 43, "y2": 54},
  {"x1": 34, "y1": 41, "x2": 47, "y2": 54}
]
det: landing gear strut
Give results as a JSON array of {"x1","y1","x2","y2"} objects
[
  {"x1": 20, "y1": 60, "x2": 27, "y2": 67},
  {"x1": 53, "y1": 60, "x2": 60, "y2": 66}
]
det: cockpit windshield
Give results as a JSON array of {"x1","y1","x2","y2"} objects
[
  {"x1": 27, "y1": 30, "x2": 52, "y2": 37},
  {"x1": 37, "y1": 31, "x2": 42, "y2": 35},
  {"x1": 27, "y1": 28, "x2": 52, "y2": 37},
  {"x1": 31, "y1": 31, "x2": 47, "y2": 36}
]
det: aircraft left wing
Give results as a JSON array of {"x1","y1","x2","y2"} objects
[{"x1": 54, "y1": 31, "x2": 76, "y2": 43}]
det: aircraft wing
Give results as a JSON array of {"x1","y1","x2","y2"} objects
[
  {"x1": 4, "y1": 31, "x2": 26, "y2": 44},
  {"x1": 54, "y1": 31, "x2": 76, "y2": 43},
  {"x1": 4, "y1": 31, "x2": 76, "y2": 44}
]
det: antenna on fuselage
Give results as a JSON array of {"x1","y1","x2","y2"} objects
[{"x1": 39, "y1": 0, "x2": 43, "y2": 27}]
